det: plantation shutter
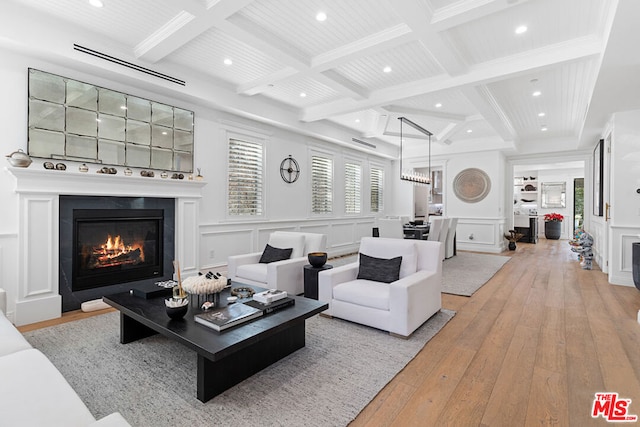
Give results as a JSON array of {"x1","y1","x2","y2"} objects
[
  {"x1": 228, "y1": 138, "x2": 263, "y2": 216},
  {"x1": 345, "y1": 162, "x2": 361, "y2": 214},
  {"x1": 370, "y1": 167, "x2": 384, "y2": 212},
  {"x1": 311, "y1": 155, "x2": 333, "y2": 214}
]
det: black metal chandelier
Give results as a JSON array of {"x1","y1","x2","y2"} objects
[{"x1": 399, "y1": 117, "x2": 432, "y2": 186}]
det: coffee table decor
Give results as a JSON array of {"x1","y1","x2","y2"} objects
[{"x1": 182, "y1": 272, "x2": 228, "y2": 306}]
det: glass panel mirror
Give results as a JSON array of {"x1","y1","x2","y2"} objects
[
  {"x1": 541, "y1": 182, "x2": 566, "y2": 208},
  {"x1": 27, "y1": 68, "x2": 194, "y2": 172}
]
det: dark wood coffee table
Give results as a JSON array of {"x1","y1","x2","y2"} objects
[{"x1": 102, "y1": 284, "x2": 327, "y2": 402}]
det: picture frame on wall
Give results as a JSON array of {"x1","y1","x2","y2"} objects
[{"x1": 593, "y1": 139, "x2": 604, "y2": 216}]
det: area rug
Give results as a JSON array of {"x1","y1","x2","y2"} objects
[
  {"x1": 442, "y1": 252, "x2": 511, "y2": 296},
  {"x1": 24, "y1": 309, "x2": 455, "y2": 427}
]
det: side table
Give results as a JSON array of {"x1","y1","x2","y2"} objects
[{"x1": 304, "y1": 264, "x2": 333, "y2": 300}]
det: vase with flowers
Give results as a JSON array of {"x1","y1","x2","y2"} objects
[{"x1": 544, "y1": 213, "x2": 564, "y2": 240}]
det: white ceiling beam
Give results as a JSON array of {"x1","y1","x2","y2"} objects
[
  {"x1": 430, "y1": 0, "x2": 534, "y2": 32},
  {"x1": 362, "y1": 111, "x2": 391, "y2": 138},
  {"x1": 383, "y1": 105, "x2": 466, "y2": 122},
  {"x1": 392, "y1": 0, "x2": 468, "y2": 76},
  {"x1": 460, "y1": 85, "x2": 516, "y2": 141},
  {"x1": 302, "y1": 35, "x2": 603, "y2": 122},
  {"x1": 436, "y1": 122, "x2": 464, "y2": 144},
  {"x1": 134, "y1": 0, "x2": 252, "y2": 62},
  {"x1": 237, "y1": 24, "x2": 415, "y2": 97}
]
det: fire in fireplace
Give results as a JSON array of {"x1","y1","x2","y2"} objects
[{"x1": 73, "y1": 209, "x2": 164, "y2": 291}]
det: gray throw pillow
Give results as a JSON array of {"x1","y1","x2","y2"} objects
[
  {"x1": 357, "y1": 253, "x2": 402, "y2": 283},
  {"x1": 259, "y1": 244, "x2": 293, "y2": 263}
]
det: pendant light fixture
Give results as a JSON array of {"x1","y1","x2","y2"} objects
[{"x1": 399, "y1": 117, "x2": 432, "y2": 186}]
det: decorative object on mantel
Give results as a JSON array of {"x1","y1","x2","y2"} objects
[
  {"x1": 55, "y1": 162, "x2": 67, "y2": 171},
  {"x1": 543, "y1": 212, "x2": 563, "y2": 240},
  {"x1": 6, "y1": 149, "x2": 32, "y2": 167},
  {"x1": 79, "y1": 163, "x2": 88, "y2": 172},
  {"x1": 124, "y1": 168, "x2": 132, "y2": 176},
  {"x1": 280, "y1": 155, "x2": 300, "y2": 183},
  {"x1": 196, "y1": 168, "x2": 204, "y2": 181},
  {"x1": 97, "y1": 166, "x2": 116, "y2": 174},
  {"x1": 161, "y1": 171, "x2": 168, "y2": 178},
  {"x1": 43, "y1": 161, "x2": 54, "y2": 169},
  {"x1": 140, "y1": 170, "x2": 155, "y2": 177},
  {"x1": 171, "y1": 173, "x2": 184, "y2": 179},
  {"x1": 453, "y1": 168, "x2": 491, "y2": 203},
  {"x1": 398, "y1": 117, "x2": 433, "y2": 186},
  {"x1": 504, "y1": 229, "x2": 524, "y2": 250}
]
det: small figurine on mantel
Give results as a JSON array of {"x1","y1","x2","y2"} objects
[{"x1": 196, "y1": 168, "x2": 204, "y2": 181}]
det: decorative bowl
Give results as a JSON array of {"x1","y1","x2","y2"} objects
[
  {"x1": 308, "y1": 252, "x2": 328, "y2": 268},
  {"x1": 165, "y1": 298, "x2": 189, "y2": 319}
]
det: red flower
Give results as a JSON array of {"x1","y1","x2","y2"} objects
[{"x1": 544, "y1": 213, "x2": 564, "y2": 222}]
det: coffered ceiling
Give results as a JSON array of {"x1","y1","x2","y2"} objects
[{"x1": 2, "y1": 0, "x2": 628, "y2": 158}]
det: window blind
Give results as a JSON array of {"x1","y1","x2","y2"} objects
[
  {"x1": 370, "y1": 167, "x2": 384, "y2": 212},
  {"x1": 311, "y1": 155, "x2": 333, "y2": 214},
  {"x1": 345, "y1": 162, "x2": 361, "y2": 214},
  {"x1": 227, "y1": 138, "x2": 263, "y2": 216}
]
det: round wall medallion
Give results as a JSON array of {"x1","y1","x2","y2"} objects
[
  {"x1": 280, "y1": 155, "x2": 300, "y2": 183},
  {"x1": 453, "y1": 168, "x2": 491, "y2": 203}
]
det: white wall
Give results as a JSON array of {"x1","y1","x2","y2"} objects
[
  {"x1": 607, "y1": 110, "x2": 640, "y2": 286},
  {"x1": 0, "y1": 47, "x2": 393, "y2": 320}
]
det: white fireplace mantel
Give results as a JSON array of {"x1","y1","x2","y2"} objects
[{"x1": 6, "y1": 166, "x2": 206, "y2": 325}]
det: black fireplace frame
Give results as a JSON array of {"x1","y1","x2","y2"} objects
[
  {"x1": 72, "y1": 208, "x2": 164, "y2": 292},
  {"x1": 59, "y1": 196, "x2": 175, "y2": 312}
]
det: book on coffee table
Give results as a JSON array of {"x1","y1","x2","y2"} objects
[
  {"x1": 244, "y1": 297, "x2": 295, "y2": 314},
  {"x1": 194, "y1": 303, "x2": 263, "y2": 331}
]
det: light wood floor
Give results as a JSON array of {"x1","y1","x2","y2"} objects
[
  {"x1": 18, "y1": 239, "x2": 640, "y2": 426},
  {"x1": 352, "y1": 239, "x2": 640, "y2": 426}
]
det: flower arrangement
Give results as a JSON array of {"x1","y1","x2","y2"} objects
[{"x1": 544, "y1": 213, "x2": 564, "y2": 222}]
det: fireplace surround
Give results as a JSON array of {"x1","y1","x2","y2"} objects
[{"x1": 7, "y1": 166, "x2": 205, "y2": 325}]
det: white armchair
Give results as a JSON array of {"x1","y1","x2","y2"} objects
[
  {"x1": 227, "y1": 231, "x2": 327, "y2": 295},
  {"x1": 318, "y1": 237, "x2": 442, "y2": 338}
]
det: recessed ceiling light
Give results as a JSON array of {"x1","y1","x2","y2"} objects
[
  {"x1": 316, "y1": 12, "x2": 327, "y2": 22},
  {"x1": 515, "y1": 25, "x2": 527, "y2": 34},
  {"x1": 223, "y1": 58, "x2": 232, "y2": 66},
  {"x1": 162, "y1": 131, "x2": 168, "y2": 135},
  {"x1": 89, "y1": 0, "x2": 104, "y2": 7},
  {"x1": 538, "y1": 112, "x2": 546, "y2": 117},
  {"x1": 120, "y1": 105, "x2": 127, "y2": 110},
  {"x1": 466, "y1": 129, "x2": 473, "y2": 133},
  {"x1": 300, "y1": 92, "x2": 307, "y2": 98},
  {"x1": 355, "y1": 119, "x2": 360, "y2": 123},
  {"x1": 435, "y1": 103, "x2": 442, "y2": 108},
  {"x1": 383, "y1": 66, "x2": 392, "y2": 73},
  {"x1": 532, "y1": 90, "x2": 541, "y2": 97},
  {"x1": 541, "y1": 126, "x2": 548, "y2": 131}
]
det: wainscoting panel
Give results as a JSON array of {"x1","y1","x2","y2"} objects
[
  {"x1": 609, "y1": 225, "x2": 640, "y2": 287},
  {"x1": 176, "y1": 199, "x2": 199, "y2": 276},
  {"x1": 200, "y1": 228, "x2": 254, "y2": 269},
  {"x1": 455, "y1": 217, "x2": 506, "y2": 253},
  {"x1": 590, "y1": 219, "x2": 606, "y2": 272},
  {"x1": 21, "y1": 196, "x2": 57, "y2": 298},
  {"x1": 0, "y1": 234, "x2": 18, "y2": 323},
  {"x1": 198, "y1": 218, "x2": 372, "y2": 270}
]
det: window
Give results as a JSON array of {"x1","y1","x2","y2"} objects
[
  {"x1": 227, "y1": 137, "x2": 263, "y2": 216},
  {"x1": 370, "y1": 167, "x2": 384, "y2": 212},
  {"x1": 311, "y1": 155, "x2": 333, "y2": 214},
  {"x1": 345, "y1": 162, "x2": 361, "y2": 214}
]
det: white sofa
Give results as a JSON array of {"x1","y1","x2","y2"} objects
[
  {"x1": 318, "y1": 237, "x2": 442, "y2": 338},
  {"x1": 228, "y1": 231, "x2": 327, "y2": 295},
  {"x1": 0, "y1": 288, "x2": 131, "y2": 427}
]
